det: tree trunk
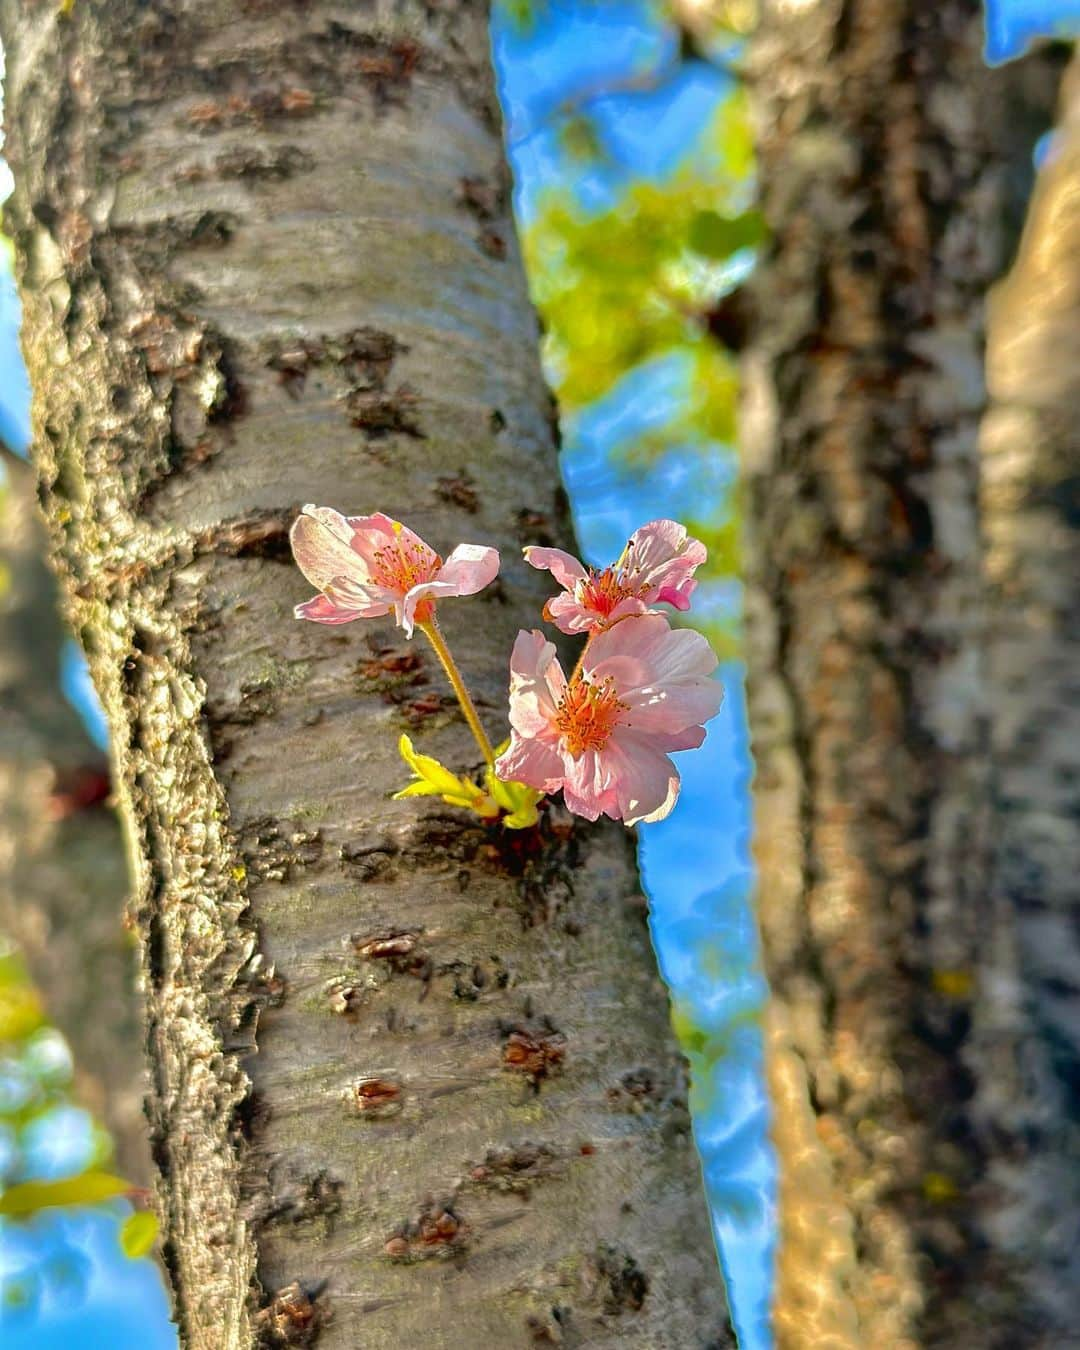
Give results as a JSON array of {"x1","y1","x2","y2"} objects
[
  {"x1": 0, "y1": 449, "x2": 149, "y2": 1183},
  {"x1": 0, "y1": 2, "x2": 729, "y2": 1347},
  {"x1": 741, "y1": 3, "x2": 1060, "y2": 1345},
  {"x1": 970, "y1": 52, "x2": 1080, "y2": 1347}
]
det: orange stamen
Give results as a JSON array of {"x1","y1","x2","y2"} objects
[
  {"x1": 372, "y1": 537, "x2": 441, "y2": 593},
  {"x1": 555, "y1": 676, "x2": 627, "y2": 756},
  {"x1": 576, "y1": 557, "x2": 650, "y2": 621}
]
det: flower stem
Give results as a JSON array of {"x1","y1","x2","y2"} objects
[
  {"x1": 418, "y1": 617, "x2": 496, "y2": 767},
  {"x1": 570, "y1": 633, "x2": 594, "y2": 683}
]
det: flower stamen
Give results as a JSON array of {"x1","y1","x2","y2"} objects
[
  {"x1": 371, "y1": 537, "x2": 442, "y2": 593},
  {"x1": 576, "y1": 565, "x2": 641, "y2": 619},
  {"x1": 554, "y1": 676, "x2": 628, "y2": 757}
]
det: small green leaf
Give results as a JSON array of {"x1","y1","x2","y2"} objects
[
  {"x1": 119, "y1": 1210, "x2": 159, "y2": 1258},
  {"x1": 484, "y1": 767, "x2": 543, "y2": 829},
  {"x1": 395, "y1": 734, "x2": 470, "y2": 797},
  {"x1": 0, "y1": 1171, "x2": 129, "y2": 1216},
  {"x1": 687, "y1": 209, "x2": 764, "y2": 260}
]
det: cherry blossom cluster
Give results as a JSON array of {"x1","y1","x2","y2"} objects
[{"x1": 290, "y1": 506, "x2": 722, "y2": 827}]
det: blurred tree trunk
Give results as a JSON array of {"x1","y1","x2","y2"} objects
[
  {"x1": 971, "y1": 52, "x2": 1080, "y2": 1345},
  {"x1": 0, "y1": 3, "x2": 730, "y2": 1348},
  {"x1": 741, "y1": 2, "x2": 1063, "y2": 1346},
  {"x1": 0, "y1": 449, "x2": 148, "y2": 1182}
]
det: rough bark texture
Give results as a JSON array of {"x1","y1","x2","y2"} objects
[
  {"x1": 0, "y1": 2, "x2": 730, "y2": 1347},
  {"x1": 970, "y1": 54, "x2": 1080, "y2": 1347},
  {"x1": 0, "y1": 449, "x2": 149, "y2": 1183},
  {"x1": 741, "y1": 3, "x2": 1061, "y2": 1347}
]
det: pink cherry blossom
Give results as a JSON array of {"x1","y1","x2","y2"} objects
[
  {"x1": 290, "y1": 505, "x2": 499, "y2": 638},
  {"x1": 524, "y1": 519, "x2": 707, "y2": 636},
  {"x1": 494, "y1": 613, "x2": 722, "y2": 825}
]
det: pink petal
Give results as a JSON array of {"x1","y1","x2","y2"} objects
[
  {"x1": 435, "y1": 544, "x2": 500, "y2": 596},
  {"x1": 620, "y1": 674, "x2": 723, "y2": 735},
  {"x1": 294, "y1": 592, "x2": 389, "y2": 625},
  {"x1": 587, "y1": 615, "x2": 722, "y2": 733},
  {"x1": 544, "y1": 590, "x2": 604, "y2": 636},
  {"x1": 629, "y1": 519, "x2": 707, "y2": 573},
  {"x1": 650, "y1": 724, "x2": 707, "y2": 753},
  {"x1": 561, "y1": 783, "x2": 614, "y2": 821},
  {"x1": 506, "y1": 629, "x2": 566, "y2": 738},
  {"x1": 495, "y1": 732, "x2": 564, "y2": 790},
  {"x1": 523, "y1": 546, "x2": 588, "y2": 591},
  {"x1": 345, "y1": 513, "x2": 432, "y2": 573},
  {"x1": 560, "y1": 748, "x2": 618, "y2": 821},
  {"x1": 625, "y1": 519, "x2": 706, "y2": 603},
  {"x1": 590, "y1": 612, "x2": 717, "y2": 681},
  {"x1": 345, "y1": 511, "x2": 400, "y2": 535},
  {"x1": 290, "y1": 505, "x2": 372, "y2": 592},
  {"x1": 603, "y1": 731, "x2": 681, "y2": 825},
  {"x1": 606, "y1": 594, "x2": 650, "y2": 625},
  {"x1": 398, "y1": 563, "x2": 494, "y2": 636},
  {"x1": 656, "y1": 579, "x2": 696, "y2": 611}
]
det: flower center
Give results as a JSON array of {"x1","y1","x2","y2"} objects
[
  {"x1": 372, "y1": 539, "x2": 442, "y2": 594},
  {"x1": 578, "y1": 566, "x2": 639, "y2": 618},
  {"x1": 554, "y1": 676, "x2": 627, "y2": 757}
]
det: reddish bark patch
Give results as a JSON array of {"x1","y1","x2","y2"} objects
[
  {"x1": 435, "y1": 472, "x2": 480, "y2": 513},
  {"x1": 255, "y1": 1281, "x2": 325, "y2": 1346},
  {"x1": 384, "y1": 1201, "x2": 468, "y2": 1261},
  {"x1": 502, "y1": 1025, "x2": 566, "y2": 1086},
  {"x1": 467, "y1": 1143, "x2": 561, "y2": 1196},
  {"x1": 351, "y1": 1078, "x2": 402, "y2": 1118}
]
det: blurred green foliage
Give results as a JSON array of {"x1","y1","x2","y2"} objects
[
  {"x1": 523, "y1": 80, "x2": 758, "y2": 659},
  {"x1": 525, "y1": 92, "x2": 755, "y2": 410},
  {"x1": 0, "y1": 944, "x2": 157, "y2": 1285}
]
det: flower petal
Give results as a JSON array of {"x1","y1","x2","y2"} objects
[
  {"x1": 523, "y1": 546, "x2": 588, "y2": 591},
  {"x1": 649, "y1": 724, "x2": 707, "y2": 753},
  {"x1": 586, "y1": 614, "x2": 722, "y2": 733},
  {"x1": 294, "y1": 592, "x2": 389, "y2": 625},
  {"x1": 543, "y1": 591, "x2": 601, "y2": 635},
  {"x1": 626, "y1": 519, "x2": 707, "y2": 596},
  {"x1": 604, "y1": 731, "x2": 681, "y2": 825},
  {"x1": 656, "y1": 580, "x2": 696, "y2": 611},
  {"x1": 398, "y1": 581, "x2": 457, "y2": 637},
  {"x1": 290, "y1": 506, "x2": 371, "y2": 592},
  {"x1": 561, "y1": 748, "x2": 620, "y2": 822},
  {"x1": 345, "y1": 513, "x2": 432, "y2": 570},
  {"x1": 495, "y1": 731, "x2": 565, "y2": 791},
  {"x1": 506, "y1": 629, "x2": 566, "y2": 737},
  {"x1": 436, "y1": 544, "x2": 500, "y2": 596}
]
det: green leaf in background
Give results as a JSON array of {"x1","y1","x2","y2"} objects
[
  {"x1": 687, "y1": 207, "x2": 763, "y2": 259},
  {"x1": 119, "y1": 1210, "x2": 160, "y2": 1259},
  {"x1": 0, "y1": 1170, "x2": 129, "y2": 1217}
]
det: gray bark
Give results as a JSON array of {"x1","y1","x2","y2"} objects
[
  {"x1": 0, "y1": 2, "x2": 730, "y2": 1347},
  {"x1": 0, "y1": 447, "x2": 149, "y2": 1183},
  {"x1": 970, "y1": 53, "x2": 1080, "y2": 1347},
  {"x1": 741, "y1": 2, "x2": 1061, "y2": 1345}
]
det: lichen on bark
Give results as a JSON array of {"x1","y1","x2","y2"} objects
[{"x1": 0, "y1": 1, "x2": 730, "y2": 1346}]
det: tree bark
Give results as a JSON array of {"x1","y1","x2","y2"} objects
[
  {"x1": 0, "y1": 448, "x2": 149, "y2": 1183},
  {"x1": 0, "y1": 2, "x2": 730, "y2": 1347},
  {"x1": 970, "y1": 53, "x2": 1080, "y2": 1347},
  {"x1": 741, "y1": 3, "x2": 1061, "y2": 1346}
]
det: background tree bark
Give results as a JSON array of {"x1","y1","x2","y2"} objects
[
  {"x1": 971, "y1": 52, "x2": 1080, "y2": 1346},
  {"x1": 741, "y1": 2, "x2": 1063, "y2": 1345},
  {"x1": 0, "y1": 2, "x2": 730, "y2": 1347},
  {"x1": 0, "y1": 447, "x2": 148, "y2": 1182}
]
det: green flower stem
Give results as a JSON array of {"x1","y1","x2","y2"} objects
[{"x1": 418, "y1": 616, "x2": 496, "y2": 767}]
